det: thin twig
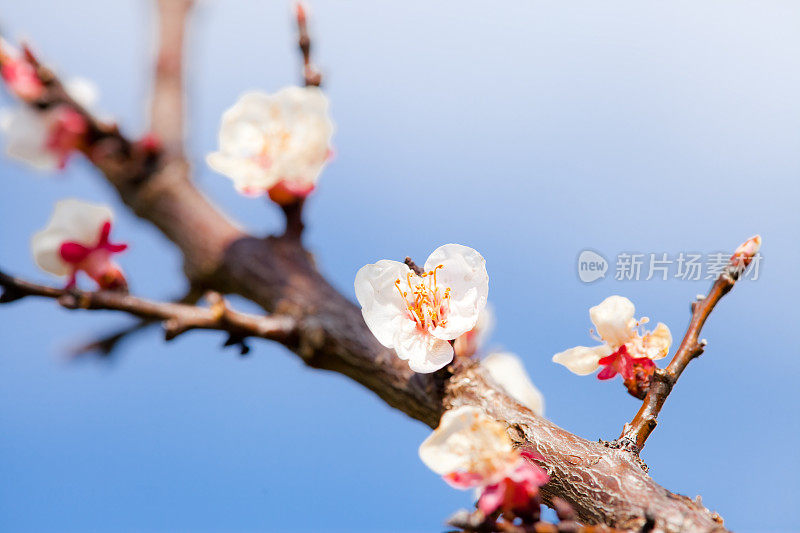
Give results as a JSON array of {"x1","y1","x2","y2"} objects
[
  {"x1": 295, "y1": 1, "x2": 321, "y2": 87},
  {"x1": 70, "y1": 286, "x2": 204, "y2": 357},
  {"x1": 619, "y1": 236, "x2": 761, "y2": 451},
  {"x1": 0, "y1": 269, "x2": 296, "y2": 346},
  {"x1": 70, "y1": 319, "x2": 154, "y2": 357},
  {"x1": 280, "y1": 198, "x2": 306, "y2": 240}
]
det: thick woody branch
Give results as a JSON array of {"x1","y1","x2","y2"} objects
[
  {"x1": 0, "y1": 270, "x2": 296, "y2": 347},
  {"x1": 619, "y1": 237, "x2": 761, "y2": 451}
]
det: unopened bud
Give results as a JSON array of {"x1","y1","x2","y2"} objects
[
  {"x1": 295, "y1": 1, "x2": 308, "y2": 24},
  {"x1": 730, "y1": 234, "x2": 761, "y2": 269}
]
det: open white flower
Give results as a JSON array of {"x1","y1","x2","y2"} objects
[
  {"x1": 552, "y1": 295, "x2": 671, "y2": 377},
  {"x1": 355, "y1": 244, "x2": 489, "y2": 373},
  {"x1": 1, "y1": 78, "x2": 96, "y2": 170},
  {"x1": 31, "y1": 198, "x2": 127, "y2": 289},
  {"x1": 418, "y1": 406, "x2": 517, "y2": 487},
  {"x1": 482, "y1": 352, "x2": 544, "y2": 416},
  {"x1": 206, "y1": 86, "x2": 333, "y2": 203}
]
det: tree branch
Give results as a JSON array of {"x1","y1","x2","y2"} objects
[
  {"x1": 619, "y1": 237, "x2": 761, "y2": 451},
  {"x1": 151, "y1": 0, "x2": 194, "y2": 158},
  {"x1": 0, "y1": 270, "x2": 296, "y2": 346},
  {"x1": 70, "y1": 287, "x2": 203, "y2": 357}
]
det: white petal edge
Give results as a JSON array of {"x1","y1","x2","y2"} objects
[
  {"x1": 645, "y1": 322, "x2": 672, "y2": 361},
  {"x1": 552, "y1": 345, "x2": 611, "y2": 375},
  {"x1": 354, "y1": 259, "x2": 411, "y2": 348},
  {"x1": 590, "y1": 295, "x2": 635, "y2": 347},
  {"x1": 425, "y1": 243, "x2": 489, "y2": 340},
  {"x1": 418, "y1": 406, "x2": 490, "y2": 476},
  {"x1": 482, "y1": 352, "x2": 545, "y2": 416},
  {"x1": 393, "y1": 322, "x2": 454, "y2": 373}
]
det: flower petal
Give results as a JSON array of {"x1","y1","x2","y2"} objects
[
  {"x1": 643, "y1": 322, "x2": 672, "y2": 360},
  {"x1": 393, "y1": 321, "x2": 454, "y2": 373},
  {"x1": 552, "y1": 345, "x2": 611, "y2": 375},
  {"x1": 590, "y1": 295, "x2": 635, "y2": 347},
  {"x1": 354, "y1": 259, "x2": 411, "y2": 348},
  {"x1": 425, "y1": 244, "x2": 489, "y2": 340},
  {"x1": 31, "y1": 199, "x2": 113, "y2": 276},
  {"x1": 477, "y1": 483, "x2": 505, "y2": 515},
  {"x1": 482, "y1": 352, "x2": 545, "y2": 416},
  {"x1": 418, "y1": 406, "x2": 511, "y2": 478},
  {"x1": 208, "y1": 87, "x2": 334, "y2": 195},
  {"x1": 1, "y1": 106, "x2": 59, "y2": 170}
]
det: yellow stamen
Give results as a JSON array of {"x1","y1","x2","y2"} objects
[{"x1": 395, "y1": 265, "x2": 452, "y2": 330}]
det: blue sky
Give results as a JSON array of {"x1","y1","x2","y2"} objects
[{"x1": 0, "y1": 1, "x2": 798, "y2": 531}]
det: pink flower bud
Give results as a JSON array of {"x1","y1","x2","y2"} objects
[
  {"x1": 295, "y1": 1, "x2": 308, "y2": 25},
  {"x1": 731, "y1": 234, "x2": 761, "y2": 270},
  {"x1": 0, "y1": 44, "x2": 44, "y2": 101}
]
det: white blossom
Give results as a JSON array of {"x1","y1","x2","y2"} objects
[
  {"x1": 552, "y1": 296, "x2": 671, "y2": 376},
  {"x1": 1, "y1": 78, "x2": 97, "y2": 170},
  {"x1": 418, "y1": 406, "x2": 517, "y2": 487},
  {"x1": 355, "y1": 244, "x2": 489, "y2": 373},
  {"x1": 206, "y1": 86, "x2": 333, "y2": 199},
  {"x1": 31, "y1": 198, "x2": 127, "y2": 289}
]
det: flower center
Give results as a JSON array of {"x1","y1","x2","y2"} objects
[{"x1": 395, "y1": 264, "x2": 451, "y2": 330}]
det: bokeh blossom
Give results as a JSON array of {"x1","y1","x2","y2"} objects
[
  {"x1": 206, "y1": 86, "x2": 333, "y2": 205},
  {"x1": 482, "y1": 352, "x2": 544, "y2": 416},
  {"x1": 0, "y1": 40, "x2": 44, "y2": 101},
  {"x1": 355, "y1": 244, "x2": 489, "y2": 373},
  {"x1": 0, "y1": 78, "x2": 96, "y2": 170},
  {"x1": 31, "y1": 198, "x2": 128, "y2": 290},
  {"x1": 419, "y1": 406, "x2": 548, "y2": 516}
]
